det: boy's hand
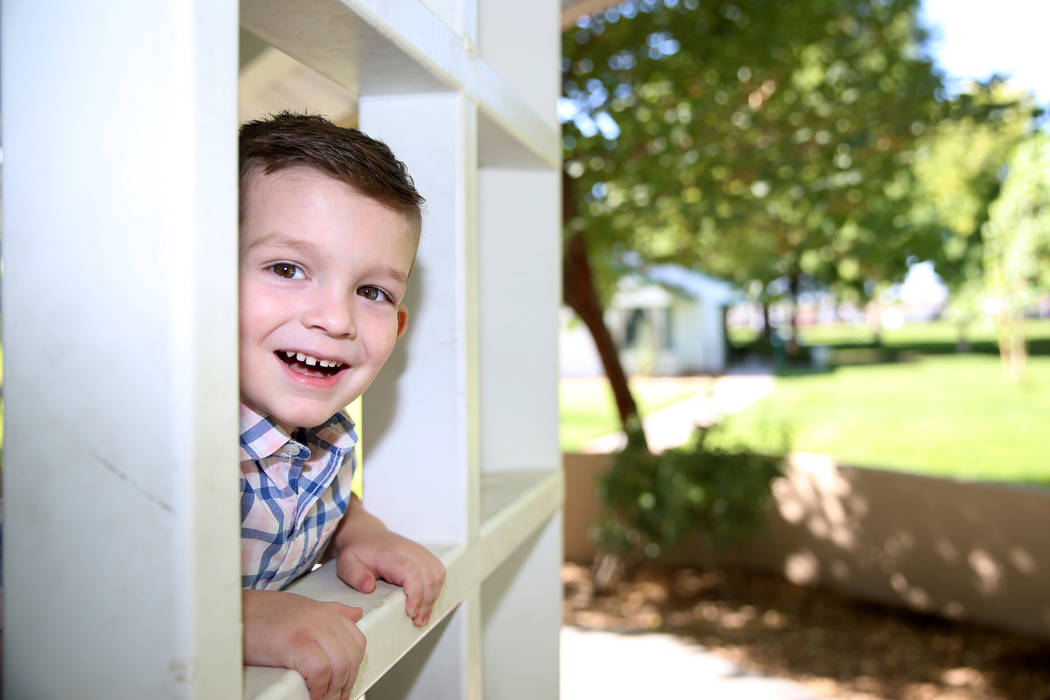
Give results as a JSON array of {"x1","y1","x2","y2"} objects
[
  {"x1": 332, "y1": 496, "x2": 446, "y2": 627},
  {"x1": 243, "y1": 589, "x2": 366, "y2": 700}
]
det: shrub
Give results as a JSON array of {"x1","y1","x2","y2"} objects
[{"x1": 593, "y1": 423, "x2": 784, "y2": 562}]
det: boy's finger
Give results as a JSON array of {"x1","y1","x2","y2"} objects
[
  {"x1": 290, "y1": 641, "x2": 333, "y2": 700},
  {"x1": 331, "y1": 603, "x2": 365, "y2": 623},
  {"x1": 321, "y1": 641, "x2": 351, "y2": 700},
  {"x1": 337, "y1": 551, "x2": 377, "y2": 593},
  {"x1": 341, "y1": 617, "x2": 367, "y2": 692},
  {"x1": 424, "y1": 560, "x2": 446, "y2": 605},
  {"x1": 332, "y1": 622, "x2": 364, "y2": 699},
  {"x1": 399, "y1": 567, "x2": 425, "y2": 618},
  {"x1": 347, "y1": 622, "x2": 367, "y2": 660}
]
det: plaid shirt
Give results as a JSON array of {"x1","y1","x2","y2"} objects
[{"x1": 239, "y1": 404, "x2": 357, "y2": 591}]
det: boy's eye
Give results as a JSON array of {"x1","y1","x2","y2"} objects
[
  {"x1": 358, "y1": 285, "x2": 392, "y2": 303},
  {"x1": 269, "y1": 262, "x2": 304, "y2": 279}
]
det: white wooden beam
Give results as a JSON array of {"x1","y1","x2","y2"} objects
[{"x1": 2, "y1": 1, "x2": 241, "y2": 697}]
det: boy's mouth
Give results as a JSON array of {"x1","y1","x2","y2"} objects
[{"x1": 275, "y1": 350, "x2": 346, "y2": 378}]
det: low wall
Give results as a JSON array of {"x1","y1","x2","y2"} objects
[{"x1": 564, "y1": 452, "x2": 1050, "y2": 640}]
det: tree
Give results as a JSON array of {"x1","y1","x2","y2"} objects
[
  {"x1": 982, "y1": 133, "x2": 1050, "y2": 379},
  {"x1": 561, "y1": 0, "x2": 945, "y2": 438},
  {"x1": 910, "y1": 82, "x2": 1040, "y2": 346}
]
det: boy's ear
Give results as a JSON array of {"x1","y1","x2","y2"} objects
[{"x1": 396, "y1": 305, "x2": 409, "y2": 340}]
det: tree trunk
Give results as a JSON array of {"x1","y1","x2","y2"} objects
[
  {"x1": 955, "y1": 320, "x2": 971, "y2": 353},
  {"x1": 562, "y1": 173, "x2": 648, "y2": 449},
  {"x1": 868, "y1": 299, "x2": 884, "y2": 346},
  {"x1": 998, "y1": 308, "x2": 1027, "y2": 381},
  {"x1": 760, "y1": 302, "x2": 772, "y2": 342},
  {"x1": 787, "y1": 272, "x2": 801, "y2": 356},
  {"x1": 563, "y1": 231, "x2": 647, "y2": 447}
]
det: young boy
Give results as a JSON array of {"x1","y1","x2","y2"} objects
[{"x1": 237, "y1": 113, "x2": 445, "y2": 700}]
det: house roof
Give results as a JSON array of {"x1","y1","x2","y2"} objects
[
  {"x1": 611, "y1": 265, "x2": 738, "y2": 309},
  {"x1": 645, "y1": 265, "x2": 738, "y2": 305}
]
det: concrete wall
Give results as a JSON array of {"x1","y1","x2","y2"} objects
[{"x1": 564, "y1": 452, "x2": 1050, "y2": 640}]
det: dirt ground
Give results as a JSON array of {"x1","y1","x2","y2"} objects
[{"x1": 562, "y1": 562, "x2": 1050, "y2": 700}]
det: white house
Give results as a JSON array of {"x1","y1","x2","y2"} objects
[{"x1": 561, "y1": 265, "x2": 738, "y2": 377}]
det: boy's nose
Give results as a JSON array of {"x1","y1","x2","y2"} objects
[{"x1": 302, "y1": 291, "x2": 356, "y2": 338}]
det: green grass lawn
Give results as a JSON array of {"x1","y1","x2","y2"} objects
[
  {"x1": 800, "y1": 318, "x2": 1050, "y2": 348},
  {"x1": 564, "y1": 319, "x2": 1050, "y2": 486},
  {"x1": 560, "y1": 378, "x2": 702, "y2": 452},
  {"x1": 730, "y1": 318, "x2": 1050, "y2": 349},
  {"x1": 711, "y1": 354, "x2": 1050, "y2": 486}
]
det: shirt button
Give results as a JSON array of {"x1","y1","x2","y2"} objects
[{"x1": 281, "y1": 443, "x2": 300, "y2": 457}]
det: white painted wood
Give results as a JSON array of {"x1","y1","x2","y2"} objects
[
  {"x1": 478, "y1": 169, "x2": 562, "y2": 471},
  {"x1": 480, "y1": 470, "x2": 564, "y2": 578},
  {"x1": 240, "y1": 0, "x2": 559, "y2": 167},
  {"x1": 420, "y1": 0, "x2": 469, "y2": 36},
  {"x1": 3, "y1": 1, "x2": 560, "y2": 698},
  {"x1": 482, "y1": 513, "x2": 563, "y2": 700},
  {"x1": 367, "y1": 599, "x2": 480, "y2": 700},
  {"x1": 1, "y1": 1, "x2": 241, "y2": 697},
  {"x1": 238, "y1": 41, "x2": 357, "y2": 125},
  {"x1": 479, "y1": 0, "x2": 561, "y2": 130},
  {"x1": 358, "y1": 92, "x2": 480, "y2": 548}
]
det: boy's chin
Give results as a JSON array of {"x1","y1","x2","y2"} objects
[
  {"x1": 274, "y1": 408, "x2": 336, "y2": 431},
  {"x1": 246, "y1": 399, "x2": 342, "y2": 432}
]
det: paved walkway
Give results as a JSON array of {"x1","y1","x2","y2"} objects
[
  {"x1": 561, "y1": 627, "x2": 825, "y2": 699},
  {"x1": 566, "y1": 364, "x2": 824, "y2": 699},
  {"x1": 581, "y1": 362, "x2": 776, "y2": 453}
]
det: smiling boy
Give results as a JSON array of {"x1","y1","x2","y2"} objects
[{"x1": 237, "y1": 113, "x2": 445, "y2": 700}]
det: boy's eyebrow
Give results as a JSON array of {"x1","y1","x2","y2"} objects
[
  {"x1": 381, "y1": 266, "x2": 409, "y2": 285},
  {"x1": 243, "y1": 232, "x2": 320, "y2": 257}
]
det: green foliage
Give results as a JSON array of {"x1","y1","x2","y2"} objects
[
  {"x1": 593, "y1": 424, "x2": 784, "y2": 560},
  {"x1": 911, "y1": 82, "x2": 1041, "y2": 294},
  {"x1": 982, "y1": 132, "x2": 1050, "y2": 376},
  {"x1": 983, "y1": 133, "x2": 1050, "y2": 314},
  {"x1": 563, "y1": 0, "x2": 944, "y2": 303}
]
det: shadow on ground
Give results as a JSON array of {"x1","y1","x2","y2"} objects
[{"x1": 562, "y1": 562, "x2": 1050, "y2": 700}]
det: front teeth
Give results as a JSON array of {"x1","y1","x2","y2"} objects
[{"x1": 283, "y1": 350, "x2": 342, "y2": 368}]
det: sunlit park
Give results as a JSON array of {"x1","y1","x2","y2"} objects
[
  {"x1": 564, "y1": 319, "x2": 1050, "y2": 483},
  {"x1": 556, "y1": 0, "x2": 1050, "y2": 698}
]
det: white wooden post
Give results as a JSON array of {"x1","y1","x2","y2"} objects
[
  {"x1": 1, "y1": 2, "x2": 242, "y2": 697},
  {"x1": 476, "y1": 3, "x2": 563, "y2": 697}
]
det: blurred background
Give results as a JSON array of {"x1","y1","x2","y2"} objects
[{"x1": 555, "y1": 1, "x2": 1050, "y2": 698}]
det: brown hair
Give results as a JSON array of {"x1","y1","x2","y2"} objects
[{"x1": 239, "y1": 112, "x2": 424, "y2": 236}]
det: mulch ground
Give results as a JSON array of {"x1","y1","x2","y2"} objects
[{"x1": 562, "y1": 562, "x2": 1050, "y2": 700}]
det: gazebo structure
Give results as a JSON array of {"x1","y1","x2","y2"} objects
[{"x1": 3, "y1": 1, "x2": 563, "y2": 697}]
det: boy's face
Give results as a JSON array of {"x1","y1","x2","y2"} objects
[{"x1": 239, "y1": 166, "x2": 416, "y2": 430}]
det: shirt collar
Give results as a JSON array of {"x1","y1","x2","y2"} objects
[{"x1": 238, "y1": 404, "x2": 356, "y2": 462}]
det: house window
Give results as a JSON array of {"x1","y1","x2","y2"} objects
[{"x1": 624, "y1": 308, "x2": 646, "y2": 348}]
